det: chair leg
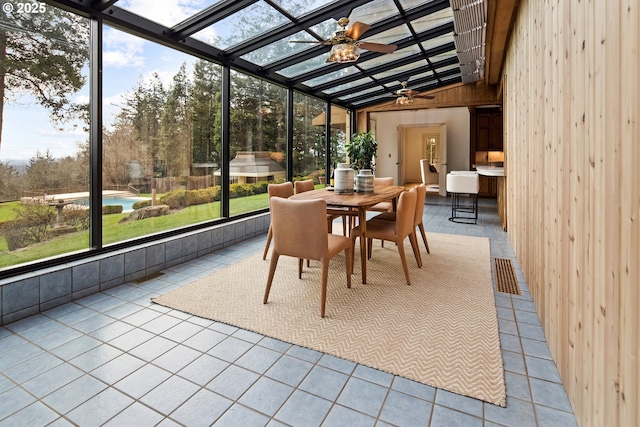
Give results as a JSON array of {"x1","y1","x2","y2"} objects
[
  {"x1": 344, "y1": 248, "x2": 352, "y2": 289},
  {"x1": 320, "y1": 259, "x2": 330, "y2": 317},
  {"x1": 418, "y1": 222, "x2": 430, "y2": 254},
  {"x1": 298, "y1": 258, "x2": 304, "y2": 279},
  {"x1": 263, "y1": 253, "x2": 280, "y2": 304},
  {"x1": 262, "y1": 225, "x2": 273, "y2": 260},
  {"x1": 367, "y1": 238, "x2": 373, "y2": 260},
  {"x1": 409, "y1": 232, "x2": 422, "y2": 268},
  {"x1": 341, "y1": 216, "x2": 347, "y2": 236},
  {"x1": 397, "y1": 239, "x2": 411, "y2": 285}
]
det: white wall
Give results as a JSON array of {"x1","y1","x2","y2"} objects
[{"x1": 371, "y1": 107, "x2": 471, "y2": 184}]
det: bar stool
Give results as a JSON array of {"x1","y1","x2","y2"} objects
[{"x1": 446, "y1": 171, "x2": 480, "y2": 224}]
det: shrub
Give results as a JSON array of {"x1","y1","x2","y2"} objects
[
  {"x1": 132, "y1": 200, "x2": 152, "y2": 210},
  {"x1": 0, "y1": 202, "x2": 55, "y2": 250},
  {"x1": 64, "y1": 208, "x2": 90, "y2": 230},
  {"x1": 159, "y1": 190, "x2": 187, "y2": 209},
  {"x1": 229, "y1": 183, "x2": 254, "y2": 198},
  {"x1": 102, "y1": 205, "x2": 123, "y2": 215}
]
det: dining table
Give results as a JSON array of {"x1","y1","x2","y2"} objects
[{"x1": 289, "y1": 185, "x2": 405, "y2": 284}]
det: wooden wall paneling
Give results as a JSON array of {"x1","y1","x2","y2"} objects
[
  {"x1": 504, "y1": 0, "x2": 639, "y2": 426},
  {"x1": 618, "y1": 2, "x2": 639, "y2": 425},
  {"x1": 543, "y1": 0, "x2": 558, "y2": 360},
  {"x1": 572, "y1": 0, "x2": 591, "y2": 422},
  {"x1": 560, "y1": 0, "x2": 577, "y2": 410},
  {"x1": 591, "y1": 0, "x2": 605, "y2": 425}
]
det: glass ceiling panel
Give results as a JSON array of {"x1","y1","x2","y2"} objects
[
  {"x1": 350, "y1": 0, "x2": 398, "y2": 25},
  {"x1": 430, "y1": 52, "x2": 458, "y2": 63},
  {"x1": 322, "y1": 77, "x2": 374, "y2": 94},
  {"x1": 191, "y1": 1, "x2": 289, "y2": 50},
  {"x1": 303, "y1": 66, "x2": 361, "y2": 87},
  {"x1": 117, "y1": 0, "x2": 216, "y2": 28},
  {"x1": 420, "y1": 33, "x2": 454, "y2": 52},
  {"x1": 359, "y1": 24, "x2": 411, "y2": 46},
  {"x1": 410, "y1": 8, "x2": 454, "y2": 33},
  {"x1": 350, "y1": 93, "x2": 394, "y2": 105},
  {"x1": 435, "y1": 63, "x2": 460, "y2": 73},
  {"x1": 338, "y1": 86, "x2": 389, "y2": 101},
  {"x1": 358, "y1": 45, "x2": 421, "y2": 70},
  {"x1": 309, "y1": 18, "x2": 343, "y2": 40},
  {"x1": 383, "y1": 70, "x2": 433, "y2": 88},
  {"x1": 372, "y1": 60, "x2": 428, "y2": 80},
  {"x1": 398, "y1": 0, "x2": 431, "y2": 10},
  {"x1": 276, "y1": 52, "x2": 330, "y2": 78},
  {"x1": 241, "y1": 30, "x2": 318, "y2": 66},
  {"x1": 270, "y1": 0, "x2": 341, "y2": 18}
]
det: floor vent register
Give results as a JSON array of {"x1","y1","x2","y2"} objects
[{"x1": 494, "y1": 258, "x2": 521, "y2": 295}]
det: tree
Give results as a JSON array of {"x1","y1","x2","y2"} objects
[
  {"x1": 24, "y1": 149, "x2": 59, "y2": 192},
  {"x1": 190, "y1": 59, "x2": 222, "y2": 166},
  {"x1": 0, "y1": 160, "x2": 21, "y2": 201},
  {"x1": 0, "y1": 6, "x2": 90, "y2": 152}
]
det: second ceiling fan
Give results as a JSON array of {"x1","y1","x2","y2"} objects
[{"x1": 289, "y1": 17, "x2": 397, "y2": 63}]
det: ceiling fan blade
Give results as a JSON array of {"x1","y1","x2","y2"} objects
[
  {"x1": 345, "y1": 21, "x2": 370, "y2": 40},
  {"x1": 415, "y1": 94, "x2": 436, "y2": 99},
  {"x1": 358, "y1": 42, "x2": 397, "y2": 53}
]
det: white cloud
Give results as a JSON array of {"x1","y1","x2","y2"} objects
[
  {"x1": 118, "y1": 0, "x2": 207, "y2": 28},
  {"x1": 103, "y1": 28, "x2": 146, "y2": 68}
]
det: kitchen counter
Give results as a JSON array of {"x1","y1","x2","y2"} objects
[
  {"x1": 474, "y1": 165, "x2": 507, "y2": 231},
  {"x1": 475, "y1": 165, "x2": 505, "y2": 177}
]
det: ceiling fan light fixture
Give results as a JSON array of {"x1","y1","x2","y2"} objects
[
  {"x1": 327, "y1": 43, "x2": 360, "y2": 63},
  {"x1": 396, "y1": 94, "x2": 412, "y2": 105}
]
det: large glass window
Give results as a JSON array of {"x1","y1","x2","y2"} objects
[
  {"x1": 229, "y1": 71, "x2": 287, "y2": 215},
  {"x1": 292, "y1": 93, "x2": 326, "y2": 184},
  {"x1": 0, "y1": 6, "x2": 90, "y2": 270},
  {"x1": 102, "y1": 27, "x2": 222, "y2": 246},
  {"x1": 330, "y1": 105, "x2": 349, "y2": 167}
]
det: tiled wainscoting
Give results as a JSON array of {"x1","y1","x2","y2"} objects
[{"x1": 0, "y1": 214, "x2": 270, "y2": 326}]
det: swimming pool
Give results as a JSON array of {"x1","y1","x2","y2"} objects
[{"x1": 73, "y1": 196, "x2": 152, "y2": 212}]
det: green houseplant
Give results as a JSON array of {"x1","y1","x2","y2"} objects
[{"x1": 346, "y1": 131, "x2": 378, "y2": 172}]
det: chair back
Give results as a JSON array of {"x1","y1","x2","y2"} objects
[
  {"x1": 413, "y1": 184, "x2": 427, "y2": 227},
  {"x1": 270, "y1": 197, "x2": 328, "y2": 261},
  {"x1": 373, "y1": 177, "x2": 394, "y2": 186},
  {"x1": 294, "y1": 179, "x2": 315, "y2": 194},
  {"x1": 268, "y1": 181, "x2": 294, "y2": 200},
  {"x1": 395, "y1": 190, "x2": 417, "y2": 237}
]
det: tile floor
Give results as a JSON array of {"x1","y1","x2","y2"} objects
[{"x1": 0, "y1": 196, "x2": 578, "y2": 427}]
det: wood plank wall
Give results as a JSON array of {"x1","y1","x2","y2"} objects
[{"x1": 502, "y1": 1, "x2": 639, "y2": 426}]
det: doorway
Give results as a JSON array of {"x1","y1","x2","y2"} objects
[{"x1": 397, "y1": 124, "x2": 448, "y2": 197}]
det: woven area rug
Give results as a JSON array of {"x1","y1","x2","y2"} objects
[{"x1": 152, "y1": 232, "x2": 506, "y2": 406}]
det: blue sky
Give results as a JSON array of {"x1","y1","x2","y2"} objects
[{"x1": 0, "y1": 0, "x2": 210, "y2": 163}]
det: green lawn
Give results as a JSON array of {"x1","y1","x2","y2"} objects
[{"x1": 0, "y1": 193, "x2": 270, "y2": 268}]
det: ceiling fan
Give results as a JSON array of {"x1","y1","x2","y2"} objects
[
  {"x1": 393, "y1": 81, "x2": 435, "y2": 105},
  {"x1": 289, "y1": 17, "x2": 397, "y2": 63}
]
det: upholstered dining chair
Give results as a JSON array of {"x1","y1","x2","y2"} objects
[
  {"x1": 294, "y1": 179, "x2": 348, "y2": 236},
  {"x1": 369, "y1": 176, "x2": 395, "y2": 213},
  {"x1": 263, "y1": 181, "x2": 294, "y2": 260},
  {"x1": 263, "y1": 197, "x2": 352, "y2": 318},
  {"x1": 350, "y1": 189, "x2": 418, "y2": 285},
  {"x1": 372, "y1": 183, "x2": 430, "y2": 267}
]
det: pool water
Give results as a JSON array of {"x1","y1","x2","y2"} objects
[{"x1": 74, "y1": 196, "x2": 151, "y2": 212}]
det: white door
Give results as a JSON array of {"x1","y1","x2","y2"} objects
[{"x1": 438, "y1": 124, "x2": 448, "y2": 197}]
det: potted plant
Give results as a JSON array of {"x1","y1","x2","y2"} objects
[{"x1": 346, "y1": 131, "x2": 378, "y2": 172}]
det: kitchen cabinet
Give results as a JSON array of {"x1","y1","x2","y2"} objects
[{"x1": 476, "y1": 112, "x2": 503, "y2": 151}]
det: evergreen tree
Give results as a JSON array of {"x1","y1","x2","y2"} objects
[
  {"x1": 0, "y1": 6, "x2": 89, "y2": 152},
  {"x1": 190, "y1": 59, "x2": 221, "y2": 166}
]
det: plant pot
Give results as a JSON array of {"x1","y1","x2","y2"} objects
[
  {"x1": 334, "y1": 163, "x2": 354, "y2": 195},
  {"x1": 355, "y1": 169, "x2": 374, "y2": 193}
]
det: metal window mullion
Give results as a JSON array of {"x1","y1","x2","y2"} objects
[
  {"x1": 221, "y1": 65, "x2": 231, "y2": 218},
  {"x1": 89, "y1": 16, "x2": 103, "y2": 250},
  {"x1": 286, "y1": 88, "x2": 294, "y2": 182}
]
